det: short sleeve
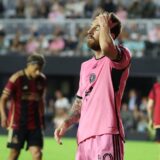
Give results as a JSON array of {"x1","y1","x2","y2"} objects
[
  {"x1": 110, "y1": 45, "x2": 131, "y2": 69},
  {"x1": 2, "y1": 80, "x2": 16, "y2": 96}
]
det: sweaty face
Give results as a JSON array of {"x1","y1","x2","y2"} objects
[
  {"x1": 28, "y1": 64, "x2": 42, "y2": 79},
  {"x1": 87, "y1": 19, "x2": 101, "y2": 51}
]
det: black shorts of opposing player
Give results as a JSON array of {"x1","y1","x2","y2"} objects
[
  {"x1": 7, "y1": 128, "x2": 43, "y2": 150},
  {"x1": 155, "y1": 128, "x2": 160, "y2": 142}
]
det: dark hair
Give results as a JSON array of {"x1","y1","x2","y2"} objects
[
  {"x1": 92, "y1": 8, "x2": 122, "y2": 39},
  {"x1": 110, "y1": 13, "x2": 122, "y2": 39},
  {"x1": 27, "y1": 53, "x2": 46, "y2": 67}
]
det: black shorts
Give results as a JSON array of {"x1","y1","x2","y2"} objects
[
  {"x1": 7, "y1": 128, "x2": 43, "y2": 150},
  {"x1": 155, "y1": 128, "x2": 160, "y2": 142}
]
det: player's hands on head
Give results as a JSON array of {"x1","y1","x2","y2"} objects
[
  {"x1": 96, "y1": 12, "x2": 118, "y2": 31},
  {"x1": 54, "y1": 122, "x2": 68, "y2": 145},
  {"x1": 97, "y1": 12, "x2": 110, "y2": 30}
]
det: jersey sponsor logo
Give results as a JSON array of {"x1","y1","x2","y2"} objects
[
  {"x1": 89, "y1": 73, "x2": 96, "y2": 83},
  {"x1": 22, "y1": 85, "x2": 28, "y2": 90},
  {"x1": 21, "y1": 93, "x2": 41, "y2": 101}
]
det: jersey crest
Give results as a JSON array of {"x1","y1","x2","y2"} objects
[{"x1": 89, "y1": 73, "x2": 96, "y2": 83}]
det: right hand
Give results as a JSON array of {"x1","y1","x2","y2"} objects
[
  {"x1": 54, "y1": 122, "x2": 68, "y2": 145},
  {"x1": 97, "y1": 12, "x2": 110, "y2": 31},
  {"x1": 1, "y1": 115, "x2": 7, "y2": 128}
]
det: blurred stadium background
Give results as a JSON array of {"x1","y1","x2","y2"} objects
[{"x1": 0, "y1": 0, "x2": 160, "y2": 159}]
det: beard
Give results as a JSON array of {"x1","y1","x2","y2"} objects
[{"x1": 87, "y1": 37, "x2": 101, "y2": 51}]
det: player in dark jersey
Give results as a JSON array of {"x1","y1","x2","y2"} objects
[{"x1": 0, "y1": 53, "x2": 46, "y2": 160}]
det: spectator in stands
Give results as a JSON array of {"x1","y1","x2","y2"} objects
[
  {"x1": 48, "y1": 28, "x2": 65, "y2": 56},
  {"x1": 137, "y1": 114, "x2": 148, "y2": 133},
  {"x1": 26, "y1": 34, "x2": 40, "y2": 54},
  {"x1": 10, "y1": 31, "x2": 23, "y2": 54},
  {"x1": 123, "y1": 32, "x2": 145, "y2": 57},
  {"x1": 0, "y1": 28, "x2": 8, "y2": 55},
  {"x1": 121, "y1": 103, "x2": 134, "y2": 132},
  {"x1": 37, "y1": 1, "x2": 49, "y2": 18},
  {"x1": 54, "y1": 90, "x2": 70, "y2": 128},
  {"x1": 3, "y1": 0, "x2": 16, "y2": 18},
  {"x1": 115, "y1": 4, "x2": 128, "y2": 22},
  {"x1": 36, "y1": 34, "x2": 49, "y2": 55},
  {"x1": 128, "y1": 0, "x2": 142, "y2": 18},
  {"x1": 141, "y1": 0, "x2": 156, "y2": 18},
  {"x1": 132, "y1": 105, "x2": 142, "y2": 131},
  {"x1": 65, "y1": 0, "x2": 85, "y2": 18},
  {"x1": 139, "y1": 97, "x2": 148, "y2": 115},
  {"x1": 145, "y1": 26, "x2": 160, "y2": 57},
  {"x1": 128, "y1": 89, "x2": 139, "y2": 111},
  {"x1": 136, "y1": 97, "x2": 148, "y2": 133},
  {"x1": 99, "y1": 0, "x2": 117, "y2": 13},
  {"x1": 25, "y1": 0, "x2": 38, "y2": 19},
  {"x1": 48, "y1": 2, "x2": 65, "y2": 22},
  {"x1": 83, "y1": 0, "x2": 94, "y2": 18},
  {"x1": 16, "y1": 0, "x2": 25, "y2": 18},
  {"x1": 0, "y1": 54, "x2": 46, "y2": 160}
]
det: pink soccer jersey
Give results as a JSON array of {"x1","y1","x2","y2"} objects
[{"x1": 76, "y1": 45, "x2": 131, "y2": 144}]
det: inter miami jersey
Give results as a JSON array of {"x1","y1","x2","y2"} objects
[
  {"x1": 3, "y1": 70, "x2": 46, "y2": 130},
  {"x1": 76, "y1": 45, "x2": 131, "y2": 144}
]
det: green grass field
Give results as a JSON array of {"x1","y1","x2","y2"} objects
[{"x1": 0, "y1": 135, "x2": 159, "y2": 160}]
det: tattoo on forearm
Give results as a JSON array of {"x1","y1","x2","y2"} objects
[{"x1": 65, "y1": 98, "x2": 82, "y2": 127}]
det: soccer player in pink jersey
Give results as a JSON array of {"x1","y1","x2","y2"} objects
[{"x1": 54, "y1": 9, "x2": 131, "y2": 160}]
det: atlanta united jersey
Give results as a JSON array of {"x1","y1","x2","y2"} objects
[
  {"x1": 148, "y1": 82, "x2": 160, "y2": 128},
  {"x1": 76, "y1": 45, "x2": 131, "y2": 144},
  {"x1": 3, "y1": 70, "x2": 46, "y2": 130}
]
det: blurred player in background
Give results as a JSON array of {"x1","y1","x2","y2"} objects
[
  {"x1": 0, "y1": 54, "x2": 46, "y2": 160},
  {"x1": 147, "y1": 78, "x2": 160, "y2": 159},
  {"x1": 54, "y1": 9, "x2": 131, "y2": 160}
]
